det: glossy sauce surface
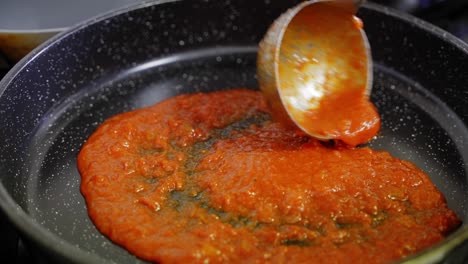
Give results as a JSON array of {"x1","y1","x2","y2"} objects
[{"x1": 78, "y1": 89, "x2": 460, "y2": 263}]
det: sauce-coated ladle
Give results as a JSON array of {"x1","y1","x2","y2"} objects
[{"x1": 257, "y1": 0, "x2": 380, "y2": 146}]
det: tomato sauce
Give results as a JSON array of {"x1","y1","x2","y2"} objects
[
  {"x1": 78, "y1": 89, "x2": 460, "y2": 263},
  {"x1": 301, "y1": 88, "x2": 380, "y2": 146}
]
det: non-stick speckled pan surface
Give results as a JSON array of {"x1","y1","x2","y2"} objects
[{"x1": 1, "y1": 0, "x2": 468, "y2": 263}]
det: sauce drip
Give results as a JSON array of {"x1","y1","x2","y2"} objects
[
  {"x1": 301, "y1": 88, "x2": 380, "y2": 146},
  {"x1": 78, "y1": 89, "x2": 460, "y2": 263}
]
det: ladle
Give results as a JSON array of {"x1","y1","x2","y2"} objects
[{"x1": 257, "y1": 0, "x2": 380, "y2": 146}]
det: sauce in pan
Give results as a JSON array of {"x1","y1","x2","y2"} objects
[{"x1": 78, "y1": 89, "x2": 460, "y2": 263}]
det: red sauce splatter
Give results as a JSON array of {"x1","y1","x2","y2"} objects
[{"x1": 78, "y1": 89, "x2": 460, "y2": 263}]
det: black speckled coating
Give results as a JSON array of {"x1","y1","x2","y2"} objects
[{"x1": 0, "y1": 0, "x2": 468, "y2": 263}]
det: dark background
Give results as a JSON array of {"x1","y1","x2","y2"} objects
[{"x1": 372, "y1": 0, "x2": 468, "y2": 42}]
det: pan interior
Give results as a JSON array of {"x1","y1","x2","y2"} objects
[{"x1": 20, "y1": 47, "x2": 468, "y2": 262}]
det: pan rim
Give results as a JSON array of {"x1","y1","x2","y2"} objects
[
  {"x1": 0, "y1": 0, "x2": 467, "y2": 263},
  {"x1": 0, "y1": 28, "x2": 67, "y2": 34}
]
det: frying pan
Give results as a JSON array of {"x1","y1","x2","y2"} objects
[{"x1": 0, "y1": 0, "x2": 468, "y2": 263}]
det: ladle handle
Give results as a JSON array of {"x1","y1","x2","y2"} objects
[
  {"x1": 335, "y1": 0, "x2": 365, "y2": 13},
  {"x1": 353, "y1": 0, "x2": 365, "y2": 8}
]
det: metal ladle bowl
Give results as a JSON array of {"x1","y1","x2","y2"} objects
[{"x1": 257, "y1": 0, "x2": 373, "y2": 143}]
